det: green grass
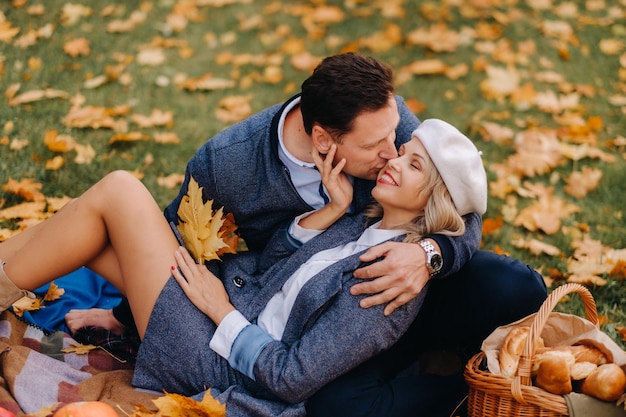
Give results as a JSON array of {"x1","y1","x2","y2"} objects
[{"x1": 1, "y1": 0, "x2": 624, "y2": 348}]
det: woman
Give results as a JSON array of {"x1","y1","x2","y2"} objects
[{"x1": 0, "y1": 119, "x2": 487, "y2": 407}]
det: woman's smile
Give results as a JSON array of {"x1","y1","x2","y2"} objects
[{"x1": 378, "y1": 171, "x2": 398, "y2": 186}]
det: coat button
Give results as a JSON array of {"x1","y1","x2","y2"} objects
[{"x1": 233, "y1": 276, "x2": 245, "y2": 288}]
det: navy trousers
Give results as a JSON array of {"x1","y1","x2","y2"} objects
[{"x1": 306, "y1": 250, "x2": 548, "y2": 417}]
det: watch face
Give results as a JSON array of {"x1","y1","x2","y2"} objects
[{"x1": 430, "y1": 253, "x2": 443, "y2": 271}]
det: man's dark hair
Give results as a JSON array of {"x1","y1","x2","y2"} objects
[{"x1": 300, "y1": 53, "x2": 395, "y2": 140}]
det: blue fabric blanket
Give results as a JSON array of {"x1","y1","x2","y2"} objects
[{"x1": 16, "y1": 268, "x2": 123, "y2": 334}]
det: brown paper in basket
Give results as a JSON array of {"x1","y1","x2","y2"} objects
[{"x1": 481, "y1": 311, "x2": 626, "y2": 375}]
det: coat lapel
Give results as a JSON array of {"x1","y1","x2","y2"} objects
[
  {"x1": 244, "y1": 215, "x2": 367, "y2": 320},
  {"x1": 280, "y1": 250, "x2": 366, "y2": 345}
]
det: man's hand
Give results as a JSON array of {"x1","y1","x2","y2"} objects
[{"x1": 352, "y1": 241, "x2": 431, "y2": 316}]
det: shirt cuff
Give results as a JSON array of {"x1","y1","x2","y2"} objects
[
  {"x1": 209, "y1": 310, "x2": 250, "y2": 359},
  {"x1": 288, "y1": 211, "x2": 325, "y2": 244},
  {"x1": 228, "y1": 324, "x2": 275, "y2": 380}
]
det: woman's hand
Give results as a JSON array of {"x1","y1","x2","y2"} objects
[
  {"x1": 299, "y1": 145, "x2": 353, "y2": 231},
  {"x1": 171, "y1": 246, "x2": 235, "y2": 325},
  {"x1": 313, "y1": 144, "x2": 353, "y2": 214},
  {"x1": 352, "y1": 241, "x2": 431, "y2": 316}
]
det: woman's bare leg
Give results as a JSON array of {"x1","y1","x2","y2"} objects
[
  {"x1": 1, "y1": 170, "x2": 178, "y2": 338},
  {"x1": 0, "y1": 212, "x2": 124, "y2": 283},
  {"x1": 2, "y1": 226, "x2": 128, "y2": 334}
]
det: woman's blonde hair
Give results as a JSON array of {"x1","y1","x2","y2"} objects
[{"x1": 364, "y1": 149, "x2": 466, "y2": 242}]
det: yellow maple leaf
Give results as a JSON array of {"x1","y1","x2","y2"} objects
[
  {"x1": 513, "y1": 184, "x2": 580, "y2": 234},
  {"x1": 564, "y1": 167, "x2": 602, "y2": 198},
  {"x1": 12, "y1": 296, "x2": 41, "y2": 317},
  {"x1": 151, "y1": 390, "x2": 225, "y2": 417},
  {"x1": 2, "y1": 178, "x2": 45, "y2": 202},
  {"x1": 44, "y1": 280, "x2": 65, "y2": 301},
  {"x1": 480, "y1": 66, "x2": 520, "y2": 100},
  {"x1": 176, "y1": 177, "x2": 238, "y2": 263},
  {"x1": 61, "y1": 343, "x2": 99, "y2": 355}
]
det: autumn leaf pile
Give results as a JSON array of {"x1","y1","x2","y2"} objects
[{"x1": 0, "y1": 0, "x2": 624, "y2": 346}]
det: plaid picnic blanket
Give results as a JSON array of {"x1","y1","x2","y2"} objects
[{"x1": 0, "y1": 311, "x2": 160, "y2": 416}]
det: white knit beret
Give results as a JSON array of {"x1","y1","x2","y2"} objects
[{"x1": 413, "y1": 119, "x2": 487, "y2": 215}]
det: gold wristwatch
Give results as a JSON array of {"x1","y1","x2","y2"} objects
[{"x1": 418, "y1": 239, "x2": 443, "y2": 277}]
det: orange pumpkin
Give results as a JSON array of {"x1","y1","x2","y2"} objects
[{"x1": 53, "y1": 401, "x2": 118, "y2": 417}]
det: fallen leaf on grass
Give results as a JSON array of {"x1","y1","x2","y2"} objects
[
  {"x1": 131, "y1": 110, "x2": 174, "y2": 129},
  {"x1": 46, "y1": 196, "x2": 73, "y2": 212},
  {"x1": 215, "y1": 95, "x2": 252, "y2": 123},
  {"x1": 62, "y1": 105, "x2": 117, "y2": 129},
  {"x1": 60, "y1": 3, "x2": 92, "y2": 26},
  {"x1": 404, "y1": 59, "x2": 448, "y2": 75},
  {"x1": 480, "y1": 66, "x2": 520, "y2": 100},
  {"x1": 109, "y1": 132, "x2": 150, "y2": 144},
  {"x1": 566, "y1": 238, "x2": 613, "y2": 286},
  {"x1": 512, "y1": 237, "x2": 563, "y2": 256},
  {"x1": 157, "y1": 173, "x2": 185, "y2": 189},
  {"x1": 482, "y1": 216, "x2": 504, "y2": 235},
  {"x1": 63, "y1": 37, "x2": 90, "y2": 57},
  {"x1": 2, "y1": 178, "x2": 45, "y2": 201},
  {"x1": 44, "y1": 130, "x2": 76, "y2": 153},
  {"x1": 0, "y1": 201, "x2": 46, "y2": 221},
  {"x1": 180, "y1": 74, "x2": 236, "y2": 91},
  {"x1": 564, "y1": 167, "x2": 602, "y2": 198},
  {"x1": 73, "y1": 143, "x2": 96, "y2": 164},
  {"x1": 406, "y1": 23, "x2": 463, "y2": 52},
  {"x1": 45, "y1": 155, "x2": 65, "y2": 170},
  {"x1": 0, "y1": 21, "x2": 21, "y2": 42},
  {"x1": 10, "y1": 138, "x2": 30, "y2": 150},
  {"x1": 514, "y1": 185, "x2": 580, "y2": 234},
  {"x1": 8, "y1": 88, "x2": 69, "y2": 106},
  {"x1": 153, "y1": 132, "x2": 181, "y2": 144}
]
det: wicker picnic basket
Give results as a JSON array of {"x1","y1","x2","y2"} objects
[{"x1": 464, "y1": 283, "x2": 600, "y2": 417}]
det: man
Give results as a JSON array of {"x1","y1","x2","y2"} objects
[{"x1": 66, "y1": 53, "x2": 546, "y2": 416}]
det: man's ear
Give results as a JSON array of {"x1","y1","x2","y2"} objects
[{"x1": 311, "y1": 125, "x2": 333, "y2": 154}]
